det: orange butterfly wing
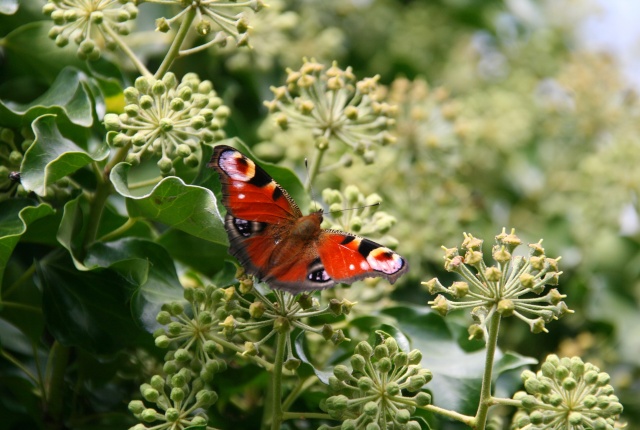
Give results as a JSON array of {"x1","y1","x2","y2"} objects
[{"x1": 209, "y1": 145, "x2": 408, "y2": 293}]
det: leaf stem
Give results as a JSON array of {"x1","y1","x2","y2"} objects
[
  {"x1": 282, "y1": 412, "x2": 333, "y2": 421},
  {"x1": 155, "y1": 7, "x2": 197, "y2": 79},
  {"x1": 474, "y1": 312, "x2": 502, "y2": 429},
  {"x1": 102, "y1": 25, "x2": 152, "y2": 78},
  {"x1": 96, "y1": 217, "x2": 138, "y2": 242},
  {"x1": 44, "y1": 341, "x2": 70, "y2": 428},
  {"x1": 418, "y1": 403, "x2": 475, "y2": 426},
  {"x1": 305, "y1": 144, "x2": 328, "y2": 192},
  {"x1": 3, "y1": 262, "x2": 36, "y2": 298},
  {"x1": 1, "y1": 348, "x2": 39, "y2": 385},
  {"x1": 270, "y1": 331, "x2": 287, "y2": 430}
]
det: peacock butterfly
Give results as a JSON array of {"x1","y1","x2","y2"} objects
[{"x1": 209, "y1": 145, "x2": 408, "y2": 293}]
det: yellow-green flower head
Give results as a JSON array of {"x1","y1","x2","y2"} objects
[
  {"x1": 148, "y1": 0, "x2": 266, "y2": 49},
  {"x1": 265, "y1": 59, "x2": 397, "y2": 163},
  {"x1": 424, "y1": 228, "x2": 572, "y2": 340},
  {"x1": 42, "y1": 0, "x2": 138, "y2": 60},
  {"x1": 104, "y1": 73, "x2": 228, "y2": 175},
  {"x1": 512, "y1": 355, "x2": 623, "y2": 430}
]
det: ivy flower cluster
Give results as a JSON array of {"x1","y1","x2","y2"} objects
[
  {"x1": 104, "y1": 73, "x2": 229, "y2": 175},
  {"x1": 128, "y1": 371, "x2": 218, "y2": 430},
  {"x1": 321, "y1": 337, "x2": 432, "y2": 430},
  {"x1": 42, "y1": 0, "x2": 138, "y2": 60},
  {"x1": 512, "y1": 354, "x2": 623, "y2": 429},
  {"x1": 423, "y1": 228, "x2": 572, "y2": 340},
  {"x1": 264, "y1": 59, "x2": 397, "y2": 164},
  {"x1": 150, "y1": 0, "x2": 265, "y2": 50},
  {"x1": 320, "y1": 186, "x2": 398, "y2": 241}
]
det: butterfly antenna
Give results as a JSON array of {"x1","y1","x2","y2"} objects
[{"x1": 329, "y1": 202, "x2": 381, "y2": 215}]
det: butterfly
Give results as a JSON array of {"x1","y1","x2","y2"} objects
[{"x1": 209, "y1": 145, "x2": 408, "y2": 293}]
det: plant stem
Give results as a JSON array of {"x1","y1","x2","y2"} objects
[
  {"x1": 3, "y1": 262, "x2": 35, "y2": 298},
  {"x1": 474, "y1": 312, "x2": 502, "y2": 429},
  {"x1": 44, "y1": 341, "x2": 70, "y2": 430},
  {"x1": 270, "y1": 331, "x2": 287, "y2": 430},
  {"x1": 420, "y1": 404, "x2": 475, "y2": 426},
  {"x1": 282, "y1": 412, "x2": 333, "y2": 420},
  {"x1": 81, "y1": 172, "x2": 112, "y2": 256},
  {"x1": 155, "y1": 7, "x2": 197, "y2": 78},
  {"x1": 305, "y1": 144, "x2": 328, "y2": 192},
  {"x1": 102, "y1": 25, "x2": 152, "y2": 78}
]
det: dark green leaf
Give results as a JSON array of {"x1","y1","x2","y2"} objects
[
  {"x1": 111, "y1": 162, "x2": 228, "y2": 245},
  {"x1": 21, "y1": 115, "x2": 108, "y2": 196},
  {"x1": 294, "y1": 330, "x2": 335, "y2": 384},
  {"x1": 85, "y1": 238, "x2": 184, "y2": 331},
  {"x1": 158, "y1": 228, "x2": 229, "y2": 277},
  {"x1": 0, "y1": 199, "x2": 54, "y2": 285},
  {"x1": 0, "y1": 22, "x2": 86, "y2": 85},
  {"x1": 0, "y1": 67, "x2": 93, "y2": 128},
  {"x1": 36, "y1": 251, "x2": 147, "y2": 355},
  {"x1": 56, "y1": 194, "x2": 90, "y2": 269}
]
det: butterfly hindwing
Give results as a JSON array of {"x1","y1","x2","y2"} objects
[{"x1": 318, "y1": 231, "x2": 408, "y2": 286}]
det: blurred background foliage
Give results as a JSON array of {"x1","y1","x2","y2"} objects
[{"x1": 2, "y1": 0, "x2": 639, "y2": 427}]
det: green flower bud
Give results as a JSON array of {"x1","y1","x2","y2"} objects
[
  {"x1": 165, "y1": 407, "x2": 179, "y2": 422},
  {"x1": 284, "y1": 358, "x2": 301, "y2": 371},
  {"x1": 377, "y1": 357, "x2": 392, "y2": 373},
  {"x1": 174, "y1": 348, "x2": 191, "y2": 363},
  {"x1": 154, "y1": 335, "x2": 170, "y2": 348},
  {"x1": 357, "y1": 376, "x2": 373, "y2": 391},
  {"x1": 355, "y1": 341, "x2": 373, "y2": 357},
  {"x1": 485, "y1": 266, "x2": 502, "y2": 282},
  {"x1": 407, "y1": 349, "x2": 422, "y2": 365},
  {"x1": 351, "y1": 354, "x2": 366, "y2": 373},
  {"x1": 128, "y1": 399, "x2": 145, "y2": 414},
  {"x1": 141, "y1": 408, "x2": 158, "y2": 422},
  {"x1": 414, "y1": 392, "x2": 431, "y2": 406},
  {"x1": 274, "y1": 316, "x2": 290, "y2": 333},
  {"x1": 141, "y1": 386, "x2": 159, "y2": 402},
  {"x1": 170, "y1": 387, "x2": 185, "y2": 402},
  {"x1": 396, "y1": 409, "x2": 411, "y2": 423}
]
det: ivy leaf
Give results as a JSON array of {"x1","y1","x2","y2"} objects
[
  {"x1": 111, "y1": 162, "x2": 228, "y2": 245},
  {"x1": 85, "y1": 238, "x2": 184, "y2": 331},
  {"x1": 36, "y1": 252, "x2": 148, "y2": 355},
  {"x1": 0, "y1": 199, "x2": 54, "y2": 286},
  {"x1": 0, "y1": 67, "x2": 93, "y2": 128},
  {"x1": 21, "y1": 115, "x2": 108, "y2": 196},
  {"x1": 0, "y1": 22, "x2": 85, "y2": 84},
  {"x1": 158, "y1": 229, "x2": 229, "y2": 277}
]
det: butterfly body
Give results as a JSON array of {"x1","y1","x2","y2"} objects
[{"x1": 210, "y1": 145, "x2": 408, "y2": 293}]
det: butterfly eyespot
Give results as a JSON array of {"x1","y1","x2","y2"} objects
[
  {"x1": 308, "y1": 268, "x2": 331, "y2": 283},
  {"x1": 230, "y1": 217, "x2": 265, "y2": 238}
]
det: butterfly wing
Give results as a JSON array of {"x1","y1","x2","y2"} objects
[
  {"x1": 209, "y1": 145, "x2": 302, "y2": 281},
  {"x1": 317, "y1": 230, "x2": 408, "y2": 286}
]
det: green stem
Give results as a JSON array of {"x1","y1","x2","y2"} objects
[
  {"x1": 96, "y1": 217, "x2": 138, "y2": 243},
  {"x1": 270, "y1": 331, "x2": 287, "y2": 430},
  {"x1": 44, "y1": 342, "x2": 70, "y2": 430},
  {"x1": 474, "y1": 312, "x2": 502, "y2": 430},
  {"x1": 81, "y1": 173, "x2": 112, "y2": 257},
  {"x1": 155, "y1": 7, "x2": 197, "y2": 78},
  {"x1": 282, "y1": 375, "x2": 318, "y2": 411},
  {"x1": 102, "y1": 25, "x2": 152, "y2": 78},
  {"x1": 3, "y1": 262, "x2": 35, "y2": 298},
  {"x1": 419, "y1": 404, "x2": 475, "y2": 426},
  {"x1": 0, "y1": 301, "x2": 42, "y2": 313},
  {"x1": 282, "y1": 412, "x2": 333, "y2": 421},
  {"x1": 1, "y1": 348, "x2": 39, "y2": 385},
  {"x1": 305, "y1": 144, "x2": 328, "y2": 192}
]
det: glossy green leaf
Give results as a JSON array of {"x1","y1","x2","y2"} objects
[
  {"x1": 0, "y1": 22, "x2": 86, "y2": 84},
  {"x1": 158, "y1": 229, "x2": 229, "y2": 277},
  {"x1": 36, "y1": 252, "x2": 147, "y2": 355},
  {"x1": 56, "y1": 194, "x2": 91, "y2": 270},
  {"x1": 111, "y1": 162, "x2": 228, "y2": 245},
  {"x1": 294, "y1": 330, "x2": 336, "y2": 384},
  {"x1": 0, "y1": 67, "x2": 93, "y2": 128},
  {"x1": 85, "y1": 238, "x2": 184, "y2": 331},
  {"x1": 21, "y1": 115, "x2": 108, "y2": 196},
  {"x1": 0, "y1": 0, "x2": 18, "y2": 15},
  {"x1": 0, "y1": 199, "x2": 54, "y2": 286}
]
